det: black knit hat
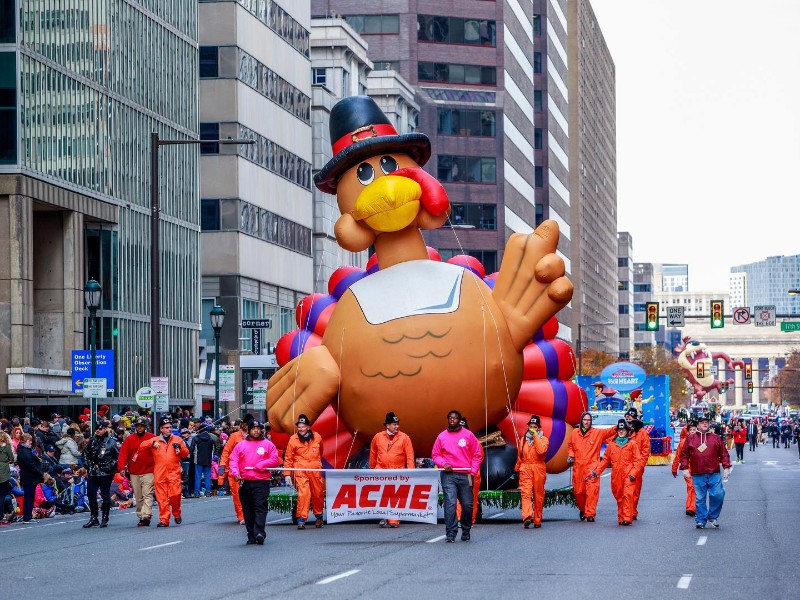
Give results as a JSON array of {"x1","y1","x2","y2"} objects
[
  {"x1": 314, "y1": 96, "x2": 431, "y2": 194},
  {"x1": 528, "y1": 415, "x2": 541, "y2": 426},
  {"x1": 625, "y1": 408, "x2": 638, "y2": 419},
  {"x1": 159, "y1": 416, "x2": 173, "y2": 428},
  {"x1": 384, "y1": 412, "x2": 400, "y2": 425},
  {"x1": 296, "y1": 414, "x2": 310, "y2": 426},
  {"x1": 617, "y1": 419, "x2": 631, "y2": 430}
]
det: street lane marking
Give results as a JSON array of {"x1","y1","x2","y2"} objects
[
  {"x1": 677, "y1": 574, "x2": 692, "y2": 589},
  {"x1": 0, "y1": 520, "x2": 70, "y2": 533},
  {"x1": 316, "y1": 569, "x2": 360, "y2": 585},
  {"x1": 697, "y1": 536, "x2": 707, "y2": 546},
  {"x1": 140, "y1": 540, "x2": 183, "y2": 551},
  {"x1": 488, "y1": 512, "x2": 505, "y2": 519},
  {"x1": 426, "y1": 535, "x2": 446, "y2": 543},
  {"x1": 269, "y1": 517, "x2": 292, "y2": 523}
]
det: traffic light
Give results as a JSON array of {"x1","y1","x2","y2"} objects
[
  {"x1": 696, "y1": 362, "x2": 705, "y2": 378},
  {"x1": 710, "y1": 300, "x2": 724, "y2": 328},
  {"x1": 646, "y1": 302, "x2": 659, "y2": 331},
  {"x1": 744, "y1": 363, "x2": 752, "y2": 379},
  {"x1": 747, "y1": 380, "x2": 754, "y2": 393}
]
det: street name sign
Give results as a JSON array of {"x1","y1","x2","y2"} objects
[
  {"x1": 220, "y1": 364, "x2": 236, "y2": 402},
  {"x1": 666, "y1": 306, "x2": 685, "y2": 327},
  {"x1": 753, "y1": 305, "x2": 776, "y2": 327},
  {"x1": 241, "y1": 319, "x2": 272, "y2": 329},
  {"x1": 781, "y1": 322, "x2": 800, "y2": 332},
  {"x1": 82, "y1": 378, "x2": 107, "y2": 399}
]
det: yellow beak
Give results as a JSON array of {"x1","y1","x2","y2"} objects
[{"x1": 352, "y1": 175, "x2": 422, "y2": 232}]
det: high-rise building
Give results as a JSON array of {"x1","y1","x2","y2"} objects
[
  {"x1": 198, "y1": 0, "x2": 314, "y2": 409},
  {"x1": 567, "y1": 0, "x2": 617, "y2": 353},
  {"x1": 311, "y1": 0, "x2": 575, "y2": 334},
  {"x1": 632, "y1": 262, "x2": 657, "y2": 348},
  {"x1": 0, "y1": 1, "x2": 200, "y2": 413},
  {"x1": 654, "y1": 263, "x2": 689, "y2": 293},
  {"x1": 617, "y1": 232, "x2": 634, "y2": 360},
  {"x1": 731, "y1": 254, "x2": 800, "y2": 316},
  {"x1": 729, "y1": 271, "x2": 746, "y2": 309}
]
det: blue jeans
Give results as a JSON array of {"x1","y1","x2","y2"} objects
[
  {"x1": 194, "y1": 465, "x2": 212, "y2": 496},
  {"x1": 691, "y1": 472, "x2": 725, "y2": 524},
  {"x1": 441, "y1": 472, "x2": 473, "y2": 539}
]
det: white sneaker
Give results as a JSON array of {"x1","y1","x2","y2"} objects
[{"x1": 708, "y1": 519, "x2": 719, "y2": 528}]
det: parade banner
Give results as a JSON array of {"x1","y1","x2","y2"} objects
[{"x1": 325, "y1": 469, "x2": 440, "y2": 524}]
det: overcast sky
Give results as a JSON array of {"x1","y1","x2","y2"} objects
[{"x1": 589, "y1": 0, "x2": 800, "y2": 291}]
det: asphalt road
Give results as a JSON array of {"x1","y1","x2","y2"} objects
[{"x1": 2, "y1": 442, "x2": 798, "y2": 599}]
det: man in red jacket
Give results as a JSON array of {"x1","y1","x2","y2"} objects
[
  {"x1": 679, "y1": 414, "x2": 731, "y2": 529},
  {"x1": 117, "y1": 417, "x2": 155, "y2": 526}
]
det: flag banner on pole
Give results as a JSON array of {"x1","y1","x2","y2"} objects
[{"x1": 325, "y1": 469, "x2": 440, "y2": 524}]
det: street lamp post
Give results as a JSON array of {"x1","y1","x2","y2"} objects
[
  {"x1": 577, "y1": 320, "x2": 613, "y2": 377},
  {"x1": 149, "y1": 134, "x2": 253, "y2": 416},
  {"x1": 84, "y1": 279, "x2": 102, "y2": 434},
  {"x1": 210, "y1": 305, "x2": 226, "y2": 420}
]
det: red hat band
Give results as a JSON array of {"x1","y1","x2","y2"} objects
[{"x1": 332, "y1": 123, "x2": 399, "y2": 155}]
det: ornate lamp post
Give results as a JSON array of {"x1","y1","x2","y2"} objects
[
  {"x1": 210, "y1": 305, "x2": 226, "y2": 420},
  {"x1": 84, "y1": 279, "x2": 102, "y2": 433}
]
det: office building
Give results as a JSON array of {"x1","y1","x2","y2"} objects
[
  {"x1": 0, "y1": 1, "x2": 199, "y2": 414},
  {"x1": 731, "y1": 254, "x2": 800, "y2": 316},
  {"x1": 198, "y1": 0, "x2": 314, "y2": 406},
  {"x1": 617, "y1": 232, "x2": 633, "y2": 360},
  {"x1": 567, "y1": 0, "x2": 617, "y2": 353}
]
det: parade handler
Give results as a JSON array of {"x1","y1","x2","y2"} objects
[
  {"x1": 229, "y1": 420, "x2": 280, "y2": 545},
  {"x1": 284, "y1": 414, "x2": 325, "y2": 530},
  {"x1": 117, "y1": 417, "x2": 155, "y2": 526},
  {"x1": 139, "y1": 417, "x2": 190, "y2": 527},
  {"x1": 370, "y1": 412, "x2": 415, "y2": 527},
  {"x1": 679, "y1": 413, "x2": 731, "y2": 529},
  {"x1": 515, "y1": 415, "x2": 548, "y2": 528},
  {"x1": 590, "y1": 419, "x2": 641, "y2": 526},
  {"x1": 568, "y1": 411, "x2": 617, "y2": 522}
]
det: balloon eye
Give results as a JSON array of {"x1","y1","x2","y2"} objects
[
  {"x1": 379, "y1": 156, "x2": 398, "y2": 174},
  {"x1": 356, "y1": 163, "x2": 375, "y2": 185}
]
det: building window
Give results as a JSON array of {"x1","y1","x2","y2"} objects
[
  {"x1": 618, "y1": 257, "x2": 629, "y2": 267},
  {"x1": 200, "y1": 122, "x2": 219, "y2": 154},
  {"x1": 312, "y1": 68, "x2": 327, "y2": 86},
  {"x1": 618, "y1": 281, "x2": 629, "y2": 290},
  {"x1": 418, "y1": 62, "x2": 496, "y2": 85},
  {"x1": 534, "y1": 166, "x2": 543, "y2": 187},
  {"x1": 439, "y1": 249, "x2": 497, "y2": 273},
  {"x1": 532, "y1": 15, "x2": 542, "y2": 36},
  {"x1": 201, "y1": 199, "x2": 220, "y2": 231},
  {"x1": 534, "y1": 128, "x2": 543, "y2": 149},
  {"x1": 534, "y1": 90, "x2": 542, "y2": 112},
  {"x1": 447, "y1": 203, "x2": 496, "y2": 229},
  {"x1": 533, "y1": 52, "x2": 542, "y2": 74},
  {"x1": 0, "y1": 52, "x2": 16, "y2": 164},
  {"x1": 619, "y1": 328, "x2": 630, "y2": 338},
  {"x1": 373, "y1": 61, "x2": 398, "y2": 71},
  {"x1": 345, "y1": 14, "x2": 400, "y2": 34},
  {"x1": 633, "y1": 283, "x2": 651, "y2": 292},
  {"x1": 199, "y1": 46, "x2": 219, "y2": 78},
  {"x1": 619, "y1": 305, "x2": 629, "y2": 314},
  {"x1": 0, "y1": 0, "x2": 15, "y2": 42},
  {"x1": 437, "y1": 155, "x2": 496, "y2": 183},
  {"x1": 237, "y1": 0, "x2": 310, "y2": 57},
  {"x1": 418, "y1": 15, "x2": 496, "y2": 46},
  {"x1": 437, "y1": 109, "x2": 496, "y2": 137}
]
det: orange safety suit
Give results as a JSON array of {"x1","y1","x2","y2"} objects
[
  {"x1": 515, "y1": 432, "x2": 549, "y2": 525},
  {"x1": 630, "y1": 426, "x2": 650, "y2": 518},
  {"x1": 671, "y1": 432, "x2": 696, "y2": 513},
  {"x1": 284, "y1": 431, "x2": 325, "y2": 522},
  {"x1": 370, "y1": 430, "x2": 415, "y2": 526},
  {"x1": 595, "y1": 436, "x2": 641, "y2": 524},
  {"x1": 219, "y1": 428, "x2": 246, "y2": 521},
  {"x1": 568, "y1": 424, "x2": 617, "y2": 519},
  {"x1": 140, "y1": 434, "x2": 190, "y2": 525}
]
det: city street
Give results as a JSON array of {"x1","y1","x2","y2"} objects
[{"x1": 2, "y1": 443, "x2": 797, "y2": 599}]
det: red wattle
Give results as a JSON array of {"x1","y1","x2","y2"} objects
[{"x1": 392, "y1": 167, "x2": 449, "y2": 217}]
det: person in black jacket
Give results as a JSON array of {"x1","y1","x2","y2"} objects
[
  {"x1": 15, "y1": 433, "x2": 44, "y2": 522},
  {"x1": 82, "y1": 420, "x2": 120, "y2": 528},
  {"x1": 34, "y1": 420, "x2": 60, "y2": 460},
  {"x1": 191, "y1": 425, "x2": 216, "y2": 497}
]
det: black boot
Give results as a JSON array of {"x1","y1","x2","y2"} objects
[
  {"x1": 83, "y1": 510, "x2": 100, "y2": 528},
  {"x1": 100, "y1": 503, "x2": 110, "y2": 528}
]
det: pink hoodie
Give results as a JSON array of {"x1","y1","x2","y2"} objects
[
  {"x1": 431, "y1": 428, "x2": 483, "y2": 476},
  {"x1": 229, "y1": 437, "x2": 281, "y2": 481}
]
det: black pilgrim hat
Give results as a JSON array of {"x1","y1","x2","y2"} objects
[{"x1": 313, "y1": 96, "x2": 431, "y2": 194}]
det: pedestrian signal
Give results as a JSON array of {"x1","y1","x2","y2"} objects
[
  {"x1": 710, "y1": 300, "x2": 724, "y2": 328},
  {"x1": 696, "y1": 363, "x2": 705, "y2": 378},
  {"x1": 744, "y1": 363, "x2": 752, "y2": 379},
  {"x1": 646, "y1": 302, "x2": 659, "y2": 331},
  {"x1": 747, "y1": 380, "x2": 753, "y2": 393}
]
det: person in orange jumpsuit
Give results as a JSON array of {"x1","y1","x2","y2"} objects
[
  {"x1": 139, "y1": 417, "x2": 190, "y2": 527},
  {"x1": 218, "y1": 418, "x2": 251, "y2": 524},
  {"x1": 370, "y1": 411, "x2": 415, "y2": 528},
  {"x1": 514, "y1": 415, "x2": 549, "y2": 528},
  {"x1": 625, "y1": 408, "x2": 650, "y2": 520},
  {"x1": 591, "y1": 419, "x2": 641, "y2": 525},
  {"x1": 455, "y1": 418, "x2": 483, "y2": 526},
  {"x1": 568, "y1": 411, "x2": 618, "y2": 522},
  {"x1": 283, "y1": 414, "x2": 325, "y2": 530},
  {"x1": 671, "y1": 420, "x2": 697, "y2": 517}
]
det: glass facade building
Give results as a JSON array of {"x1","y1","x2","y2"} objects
[{"x1": 0, "y1": 0, "x2": 200, "y2": 410}]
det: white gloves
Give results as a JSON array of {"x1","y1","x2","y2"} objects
[
  {"x1": 284, "y1": 475, "x2": 292, "y2": 487},
  {"x1": 677, "y1": 470, "x2": 687, "y2": 479},
  {"x1": 723, "y1": 468, "x2": 730, "y2": 481}
]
